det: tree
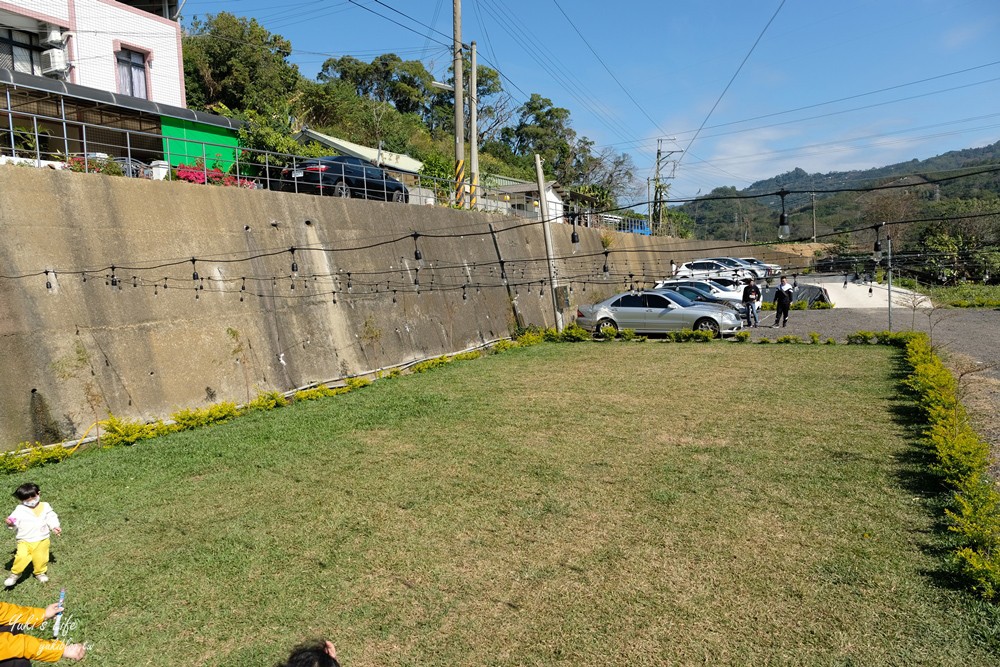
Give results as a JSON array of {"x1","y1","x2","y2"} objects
[
  {"x1": 500, "y1": 94, "x2": 576, "y2": 181},
  {"x1": 183, "y1": 13, "x2": 301, "y2": 113}
]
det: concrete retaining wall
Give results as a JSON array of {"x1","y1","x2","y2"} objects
[{"x1": 0, "y1": 166, "x2": 795, "y2": 448}]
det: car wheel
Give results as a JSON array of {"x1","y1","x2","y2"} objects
[
  {"x1": 694, "y1": 318, "x2": 720, "y2": 338},
  {"x1": 333, "y1": 180, "x2": 351, "y2": 198},
  {"x1": 391, "y1": 189, "x2": 405, "y2": 203},
  {"x1": 596, "y1": 318, "x2": 618, "y2": 338}
]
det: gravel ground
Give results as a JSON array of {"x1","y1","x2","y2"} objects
[{"x1": 745, "y1": 307, "x2": 1000, "y2": 455}]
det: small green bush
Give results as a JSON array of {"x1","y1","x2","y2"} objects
[
  {"x1": 760, "y1": 302, "x2": 776, "y2": 311},
  {"x1": 732, "y1": 331, "x2": 751, "y2": 343},
  {"x1": 492, "y1": 339, "x2": 517, "y2": 352},
  {"x1": 452, "y1": 350, "x2": 483, "y2": 361},
  {"x1": 101, "y1": 414, "x2": 173, "y2": 447},
  {"x1": 559, "y1": 324, "x2": 590, "y2": 342},
  {"x1": 596, "y1": 324, "x2": 617, "y2": 340},
  {"x1": 244, "y1": 391, "x2": 288, "y2": 412},
  {"x1": 170, "y1": 402, "x2": 240, "y2": 430},
  {"x1": 790, "y1": 300, "x2": 808, "y2": 310},
  {"x1": 808, "y1": 332, "x2": 821, "y2": 344},
  {"x1": 776, "y1": 335, "x2": 803, "y2": 344},
  {"x1": 617, "y1": 328, "x2": 641, "y2": 342},
  {"x1": 809, "y1": 300, "x2": 834, "y2": 309},
  {"x1": 825, "y1": 338, "x2": 837, "y2": 345},
  {"x1": 664, "y1": 329, "x2": 715, "y2": 343},
  {"x1": 345, "y1": 377, "x2": 372, "y2": 390},
  {"x1": 757, "y1": 337, "x2": 772, "y2": 344},
  {"x1": 846, "y1": 331, "x2": 876, "y2": 345},
  {"x1": 411, "y1": 357, "x2": 450, "y2": 373}
]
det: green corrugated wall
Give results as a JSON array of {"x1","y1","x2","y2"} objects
[{"x1": 160, "y1": 117, "x2": 239, "y2": 170}]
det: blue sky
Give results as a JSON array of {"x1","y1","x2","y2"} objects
[{"x1": 182, "y1": 0, "x2": 1000, "y2": 200}]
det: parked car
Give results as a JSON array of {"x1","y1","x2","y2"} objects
[
  {"x1": 655, "y1": 278, "x2": 744, "y2": 299},
  {"x1": 740, "y1": 257, "x2": 782, "y2": 276},
  {"x1": 703, "y1": 256, "x2": 767, "y2": 279},
  {"x1": 674, "y1": 259, "x2": 753, "y2": 281},
  {"x1": 278, "y1": 155, "x2": 409, "y2": 202},
  {"x1": 575, "y1": 290, "x2": 743, "y2": 338},
  {"x1": 658, "y1": 284, "x2": 747, "y2": 317},
  {"x1": 113, "y1": 157, "x2": 152, "y2": 179}
]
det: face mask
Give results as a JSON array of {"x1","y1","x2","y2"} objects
[{"x1": 23, "y1": 498, "x2": 39, "y2": 508}]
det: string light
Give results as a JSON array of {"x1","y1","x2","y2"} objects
[
  {"x1": 191, "y1": 258, "x2": 199, "y2": 282},
  {"x1": 290, "y1": 247, "x2": 298, "y2": 276},
  {"x1": 44, "y1": 270, "x2": 52, "y2": 291}
]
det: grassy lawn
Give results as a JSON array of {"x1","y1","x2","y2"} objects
[{"x1": 6, "y1": 343, "x2": 1000, "y2": 665}]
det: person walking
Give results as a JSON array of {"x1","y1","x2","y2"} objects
[
  {"x1": 772, "y1": 276, "x2": 794, "y2": 327},
  {"x1": 741, "y1": 278, "x2": 761, "y2": 327}
]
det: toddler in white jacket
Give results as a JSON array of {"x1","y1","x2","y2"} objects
[{"x1": 4, "y1": 482, "x2": 61, "y2": 587}]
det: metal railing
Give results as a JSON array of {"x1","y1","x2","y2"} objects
[{"x1": 1, "y1": 103, "x2": 650, "y2": 231}]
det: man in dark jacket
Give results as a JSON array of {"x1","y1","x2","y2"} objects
[
  {"x1": 741, "y1": 278, "x2": 761, "y2": 327},
  {"x1": 772, "y1": 276, "x2": 794, "y2": 327}
]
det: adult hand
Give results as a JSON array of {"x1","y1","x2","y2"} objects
[{"x1": 62, "y1": 643, "x2": 86, "y2": 660}]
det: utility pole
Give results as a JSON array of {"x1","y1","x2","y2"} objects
[
  {"x1": 469, "y1": 40, "x2": 478, "y2": 210},
  {"x1": 535, "y1": 154, "x2": 563, "y2": 331},
  {"x1": 811, "y1": 192, "x2": 817, "y2": 242},
  {"x1": 452, "y1": 0, "x2": 465, "y2": 208},
  {"x1": 651, "y1": 138, "x2": 679, "y2": 236}
]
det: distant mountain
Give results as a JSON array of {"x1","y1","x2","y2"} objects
[
  {"x1": 742, "y1": 139, "x2": 1000, "y2": 203},
  {"x1": 678, "y1": 140, "x2": 1000, "y2": 241}
]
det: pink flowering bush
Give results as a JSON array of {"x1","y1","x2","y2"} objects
[{"x1": 175, "y1": 162, "x2": 257, "y2": 189}]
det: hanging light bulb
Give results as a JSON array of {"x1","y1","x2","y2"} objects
[
  {"x1": 412, "y1": 231, "x2": 424, "y2": 266},
  {"x1": 462, "y1": 284, "x2": 468, "y2": 301},
  {"x1": 777, "y1": 188, "x2": 790, "y2": 239},
  {"x1": 44, "y1": 270, "x2": 52, "y2": 291},
  {"x1": 602, "y1": 250, "x2": 610, "y2": 279},
  {"x1": 570, "y1": 214, "x2": 580, "y2": 254},
  {"x1": 392, "y1": 290, "x2": 397, "y2": 303},
  {"x1": 132, "y1": 276, "x2": 138, "y2": 288},
  {"x1": 82, "y1": 272, "x2": 87, "y2": 283},
  {"x1": 499, "y1": 260, "x2": 508, "y2": 285},
  {"x1": 869, "y1": 286, "x2": 873, "y2": 297},
  {"x1": 347, "y1": 272, "x2": 353, "y2": 293},
  {"x1": 241, "y1": 277, "x2": 246, "y2": 293},
  {"x1": 290, "y1": 247, "x2": 298, "y2": 276},
  {"x1": 154, "y1": 284, "x2": 158, "y2": 296},
  {"x1": 413, "y1": 267, "x2": 420, "y2": 287},
  {"x1": 163, "y1": 277, "x2": 168, "y2": 290},
  {"x1": 109, "y1": 265, "x2": 118, "y2": 288},
  {"x1": 792, "y1": 274, "x2": 798, "y2": 289},
  {"x1": 191, "y1": 258, "x2": 199, "y2": 282}
]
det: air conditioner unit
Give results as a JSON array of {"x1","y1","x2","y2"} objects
[
  {"x1": 40, "y1": 48, "x2": 68, "y2": 76},
  {"x1": 41, "y1": 24, "x2": 64, "y2": 46}
]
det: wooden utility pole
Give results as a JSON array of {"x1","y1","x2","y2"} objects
[
  {"x1": 469, "y1": 41, "x2": 478, "y2": 210},
  {"x1": 452, "y1": 0, "x2": 465, "y2": 208},
  {"x1": 651, "y1": 138, "x2": 679, "y2": 235},
  {"x1": 535, "y1": 154, "x2": 563, "y2": 331},
  {"x1": 811, "y1": 192, "x2": 817, "y2": 242}
]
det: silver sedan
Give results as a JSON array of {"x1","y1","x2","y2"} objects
[{"x1": 575, "y1": 290, "x2": 743, "y2": 338}]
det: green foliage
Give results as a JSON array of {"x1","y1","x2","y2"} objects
[
  {"x1": 294, "y1": 385, "x2": 335, "y2": 402},
  {"x1": 776, "y1": 335, "x2": 803, "y2": 344},
  {"x1": 896, "y1": 333, "x2": 1000, "y2": 600},
  {"x1": 0, "y1": 443, "x2": 70, "y2": 474},
  {"x1": 513, "y1": 326, "x2": 547, "y2": 346},
  {"x1": 732, "y1": 331, "x2": 751, "y2": 343},
  {"x1": 757, "y1": 337, "x2": 772, "y2": 344},
  {"x1": 846, "y1": 331, "x2": 876, "y2": 345},
  {"x1": 809, "y1": 300, "x2": 834, "y2": 309},
  {"x1": 244, "y1": 391, "x2": 288, "y2": 412},
  {"x1": 452, "y1": 350, "x2": 483, "y2": 361},
  {"x1": 825, "y1": 338, "x2": 837, "y2": 345},
  {"x1": 557, "y1": 324, "x2": 591, "y2": 342},
  {"x1": 101, "y1": 414, "x2": 173, "y2": 447},
  {"x1": 170, "y1": 402, "x2": 241, "y2": 430},
  {"x1": 542, "y1": 328, "x2": 562, "y2": 343},
  {"x1": 809, "y1": 332, "x2": 821, "y2": 344},
  {"x1": 492, "y1": 339, "x2": 517, "y2": 353},
  {"x1": 617, "y1": 328, "x2": 642, "y2": 342},
  {"x1": 183, "y1": 13, "x2": 302, "y2": 113},
  {"x1": 663, "y1": 329, "x2": 715, "y2": 343},
  {"x1": 410, "y1": 356, "x2": 450, "y2": 373},
  {"x1": 790, "y1": 300, "x2": 808, "y2": 310},
  {"x1": 760, "y1": 301, "x2": 776, "y2": 310},
  {"x1": 345, "y1": 377, "x2": 372, "y2": 390}
]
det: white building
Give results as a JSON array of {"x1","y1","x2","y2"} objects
[{"x1": 0, "y1": 0, "x2": 185, "y2": 106}]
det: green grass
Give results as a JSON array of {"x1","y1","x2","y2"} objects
[
  {"x1": 7, "y1": 343, "x2": 1000, "y2": 666},
  {"x1": 913, "y1": 283, "x2": 1000, "y2": 307}
]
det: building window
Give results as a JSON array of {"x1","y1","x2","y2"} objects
[
  {"x1": 116, "y1": 48, "x2": 147, "y2": 98},
  {"x1": 0, "y1": 29, "x2": 42, "y2": 76}
]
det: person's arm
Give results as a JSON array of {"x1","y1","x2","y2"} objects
[
  {"x1": 0, "y1": 633, "x2": 73, "y2": 662},
  {"x1": 44, "y1": 504, "x2": 60, "y2": 535}
]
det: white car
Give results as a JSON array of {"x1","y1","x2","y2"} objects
[
  {"x1": 740, "y1": 257, "x2": 782, "y2": 277},
  {"x1": 674, "y1": 260, "x2": 753, "y2": 281},
  {"x1": 703, "y1": 257, "x2": 766, "y2": 279}
]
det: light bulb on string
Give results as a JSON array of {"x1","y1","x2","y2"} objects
[
  {"x1": 347, "y1": 273, "x2": 353, "y2": 293},
  {"x1": 132, "y1": 276, "x2": 138, "y2": 288},
  {"x1": 44, "y1": 270, "x2": 52, "y2": 291},
  {"x1": 81, "y1": 272, "x2": 87, "y2": 283},
  {"x1": 290, "y1": 247, "x2": 298, "y2": 276},
  {"x1": 602, "y1": 250, "x2": 610, "y2": 279},
  {"x1": 413, "y1": 267, "x2": 420, "y2": 287},
  {"x1": 570, "y1": 213, "x2": 580, "y2": 254},
  {"x1": 191, "y1": 258, "x2": 199, "y2": 282},
  {"x1": 154, "y1": 284, "x2": 158, "y2": 296},
  {"x1": 412, "y1": 231, "x2": 424, "y2": 266},
  {"x1": 462, "y1": 284, "x2": 468, "y2": 301},
  {"x1": 392, "y1": 290, "x2": 397, "y2": 304}
]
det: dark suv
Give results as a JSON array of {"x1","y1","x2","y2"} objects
[{"x1": 278, "y1": 155, "x2": 409, "y2": 202}]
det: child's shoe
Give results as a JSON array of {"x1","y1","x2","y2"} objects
[
  {"x1": 3, "y1": 573, "x2": 17, "y2": 587},
  {"x1": 34, "y1": 573, "x2": 48, "y2": 583}
]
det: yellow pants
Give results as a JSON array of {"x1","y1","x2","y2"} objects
[{"x1": 11, "y1": 538, "x2": 50, "y2": 576}]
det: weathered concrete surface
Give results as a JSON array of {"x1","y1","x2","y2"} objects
[{"x1": 0, "y1": 166, "x2": 797, "y2": 447}]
